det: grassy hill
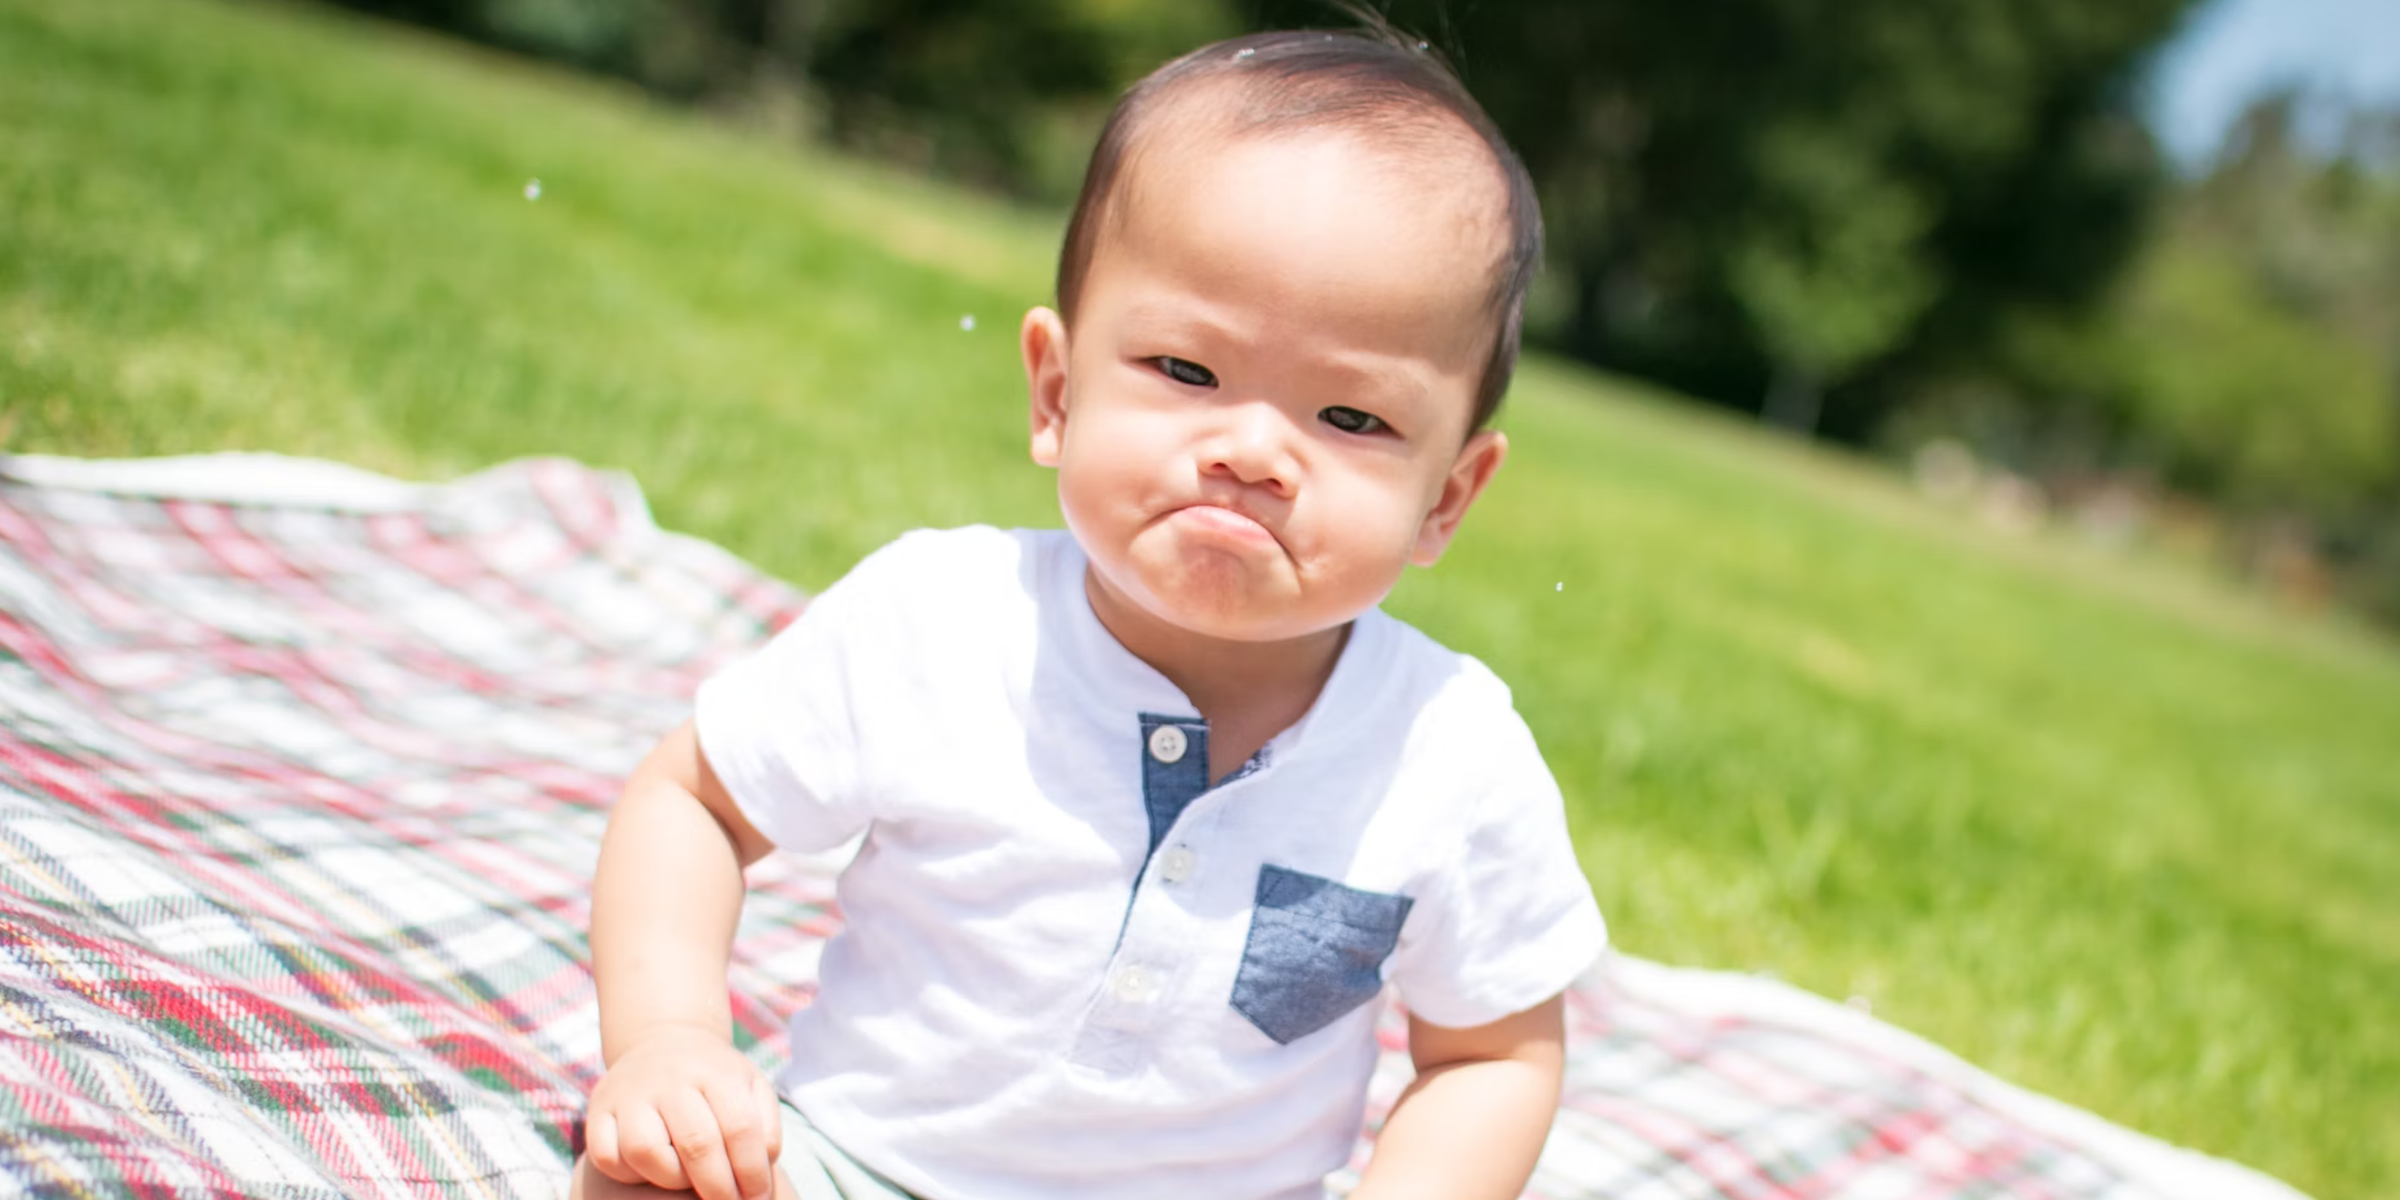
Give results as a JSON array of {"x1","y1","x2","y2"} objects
[{"x1": 4, "y1": 1, "x2": 2396, "y2": 1195}]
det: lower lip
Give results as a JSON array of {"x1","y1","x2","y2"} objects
[{"x1": 1172, "y1": 505, "x2": 1277, "y2": 546}]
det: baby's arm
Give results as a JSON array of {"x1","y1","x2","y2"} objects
[
  {"x1": 1349, "y1": 994, "x2": 1567, "y2": 1200},
  {"x1": 579, "y1": 719, "x2": 785, "y2": 1200}
]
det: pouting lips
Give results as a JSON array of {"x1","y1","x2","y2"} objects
[{"x1": 1168, "y1": 503, "x2": 1281, "y2": 548}]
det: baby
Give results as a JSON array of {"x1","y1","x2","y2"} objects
[{"x1": 573, "y1": 27, "x2": 1605, "y2": 1200}]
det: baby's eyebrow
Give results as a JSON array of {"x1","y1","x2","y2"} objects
[
  {"x1": 1116, "y1": 299, "x2": 1237, "y2": 342},
  {"x1": 1324, "y1": 362, "x2": 1430, "y2": 420}
]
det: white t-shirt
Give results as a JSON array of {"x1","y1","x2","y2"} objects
[{"x1": 695, "y1": 527, "x2": 1606, "y2": 1200}]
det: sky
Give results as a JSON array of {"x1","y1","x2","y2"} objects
[{"x1": 2147, "y1": 0, "x2": 2400, "y2": 164}]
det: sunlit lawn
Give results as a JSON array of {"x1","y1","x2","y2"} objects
[{"x1": 4, "y1": 1, "x2": 2396, "y2": 1196}]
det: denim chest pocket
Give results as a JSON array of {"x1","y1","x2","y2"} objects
[{"x1": 1232, "y1": 866, "x2": 1415, "y2": 1045}]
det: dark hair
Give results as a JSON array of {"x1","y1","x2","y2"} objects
[{"x1": 1055, "y1": 27, "x2": 1543, "y2": 431}]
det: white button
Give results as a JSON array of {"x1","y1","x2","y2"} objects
[
  {"x1": 1158, "y1": 846, "x2": 1196, "y2": 884},
  {"x1": 1147, "y1": 725, "x2": 1188, "y2": 764},
  {"x1": 1111, "y1": 965, "x2": 1154, "y2": 1003}
]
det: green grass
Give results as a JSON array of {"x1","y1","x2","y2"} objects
[{"x1": 4, "y1": 1, "x2": 2397, "y2": 1195}]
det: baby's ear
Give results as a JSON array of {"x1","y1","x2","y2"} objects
[
  {"x1": 1022, "y1": 307, "x2": 1071, "y2": 468},
  {"x1": 1412, "y1": 429, "x2": 1507, "y2": 567}
]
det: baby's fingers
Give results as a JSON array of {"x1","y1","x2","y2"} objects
[
  {"x1": 585, "y1": 1111, "x2": 637, "y2": 1185},
  {"x1": 609, "y1": 1103, "x2": 694, "y2": 1192},
  {"x1": 664, "y1": 1087, "x2": 747, "y2": 1200},
  {"x1": 697, "y1": 1073, "x2": 777, "y2": 1200}
]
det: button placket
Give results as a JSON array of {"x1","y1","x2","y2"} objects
[
  {"x1": 1069, "y1": 716, "x2": 1258, "y2": 1068},
  {"x1": 1136, "y1": 714, "x2": 1211, "y2": 860}
]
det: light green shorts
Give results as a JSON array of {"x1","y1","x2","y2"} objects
[{"x1": 776, "y1": 1102, "x2": 919, "y2": 1200}]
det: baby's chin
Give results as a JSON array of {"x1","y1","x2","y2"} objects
[{"x1": 1116, "y1": 552, "x2": 1375, "y2": 646}]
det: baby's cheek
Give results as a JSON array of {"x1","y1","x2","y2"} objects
[
  {"x1": 1329, "y1": 476, "x2": 1433, "y2": 550},
  {"x1": 1058, "y1": 445, "x2": 1136, "y2": 514}
]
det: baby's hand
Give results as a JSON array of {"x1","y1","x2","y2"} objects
[{"x1": 584, "y1": 1025, "x2": 783, "y2": 1200}]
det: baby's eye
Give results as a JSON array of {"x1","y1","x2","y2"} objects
[
  {"x1": 1319, "y1": 406, "x2": 1389, "y2": 436},
  {"x1": 1154, "y1": 357, "x2": 1217, "y2": 388}
]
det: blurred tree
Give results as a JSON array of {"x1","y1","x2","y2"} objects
[
  {"x1": 2113, "y1": 242, "x2": 2392, "y2": 512},
  {"x1": 318, "y1": 0, "x2": 1237, "y2": 194},
  {"x1": 2113, "y1": 94, "x2": 2400, "y2": 616},
  {"x1": 802, "y1": 0, "x2": 1237, "y2": 194},
  {"x1": 1914, "y1": 91, "x2": 2400, "y2": 618},
  {"x1": 1728, "y1": 122, "x2": 1938, "y2": 432}
]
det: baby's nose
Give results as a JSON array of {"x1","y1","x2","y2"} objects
[{"x1": 1203, "y1": 404, "x2": 1299, "y2": 495}]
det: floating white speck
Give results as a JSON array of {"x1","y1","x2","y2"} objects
[
  {"x1": 959, "y1": 314, "x2": 976, "y2": 332},
  {"x1": 523, "y1": 179, "x2": 542, "y2": 201},
  {"x1": 1555, "y1": 581, "x2": 1563, "y2": 592}
]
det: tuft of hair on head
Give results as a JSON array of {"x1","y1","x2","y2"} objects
[{"x1": 1054, "y1": 18, "x2": 1544, "y2": 433}]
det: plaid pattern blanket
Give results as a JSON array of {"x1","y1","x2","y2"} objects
[{"x1": 0, "y1": 453, "x2": 2305, "y2": 1200}]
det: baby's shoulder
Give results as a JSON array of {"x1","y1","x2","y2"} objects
[
  {"x1": 1365, "y1": 613, "x2": 1522, "y2": 729},
  {"x1": 1350, "y1": 614, "x2": 1546, "y2": 785}
]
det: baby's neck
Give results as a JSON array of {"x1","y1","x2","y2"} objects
[{"x1": 1083, "y1": 568, "x2": 1350, "y2": 784}]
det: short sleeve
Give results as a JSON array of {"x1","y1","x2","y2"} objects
[
  {"x1": 1387, "y1": 710, "x2": 1607, "y2": 1029},
  {"x1": 691, "y1": 538, "x2": 912, "y2": 855}
]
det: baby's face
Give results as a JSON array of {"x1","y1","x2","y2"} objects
[{"x1": 1025, "y1": 128, "x2": 1509, "y2": 646}]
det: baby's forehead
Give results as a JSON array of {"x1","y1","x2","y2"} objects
[
  {"x1": 1105, "y1": 80, "x2": 1512, "y2": 285},
  {"x1": 1137, "y1": 75, "x2": 1504, "y2": 207}
]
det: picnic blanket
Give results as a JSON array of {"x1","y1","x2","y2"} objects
[{"x1": 0, "y1": 452, "x2": 2308, "y2": 1200}]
